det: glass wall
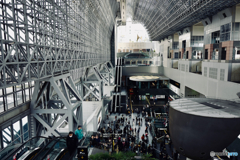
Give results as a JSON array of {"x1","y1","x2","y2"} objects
[
  {"x1": 220, "y1": 23, "x2": 231, "y2": 42},
  {"x1": 0, "y1": 81, "x2": 34, "y2": 113},
  {"x1": 211, "y1": 31, "x2": 220, "y2": 44},
  {"x1": 22, "y1": 116, "x2": 29, "y2": 142},
  {"x1": 191, "y1": 36, "x2": 204, "y2": 47},
  {"x1": 2, "y1": 126, "x2": 12, "y2": 148},
  {"x1": 232, "y1": 22, "x2": 240, "y2": 41},
  {"x1": 1, "y1": 115, "x2": 29, "y2": 149}
]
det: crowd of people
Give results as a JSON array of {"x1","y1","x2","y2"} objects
[
  {"x1": 94, "y1": 112, "x2": 157, "y2": 156},
  {"x1": 65, "y1": 101, "x2": 172, "y2": 159}
]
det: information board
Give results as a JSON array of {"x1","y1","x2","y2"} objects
[{"x1": 78, "y1": 146, "x2": 88, "y2": 160}]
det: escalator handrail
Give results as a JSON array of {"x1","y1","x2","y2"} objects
[
  {"x1": 3, "y1": 136, "x2": 53, "y2": 160},
  {"x1": 30, "y1": 137, "x2": 63, "y2": 160},
  {"x1": 41, "y1": 138, "x2": 62, "y2": 160},
  {"x1": 24, "y1": 138, "x2": 56, "y2": 160}
]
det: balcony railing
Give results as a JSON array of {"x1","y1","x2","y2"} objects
[{"x1": 123, "y1": 57, "x2": 161, "y2": 66}]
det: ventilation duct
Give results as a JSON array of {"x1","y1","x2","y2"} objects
[
  {"x1": 202, "y1": 17, "x2": 212, "y2": 26},
  {"x1": 177, "y1": 31, "x2": 182, "y2": 36},
  {"x1": 217, "y1": 8, "x2": 232, "y2": 19}
]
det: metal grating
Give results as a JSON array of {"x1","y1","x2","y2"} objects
[
  {"x1": 181, "y1": 64, "x2": 185, "y2": 71},
  {"x1": 204, "y1": 67, "x2": 207, "y2": 77},
  {"x1": 220, "y1": 69, "x2": 225, "y2": 81},
  {"x1": 209, "y1": 67, "x2": 218, "y2": 79}
]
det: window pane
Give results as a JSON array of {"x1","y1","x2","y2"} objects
[
  {"x1": 235, "y1": 23, "x2": 240, "y2": 31},
  {"x1": 6, "y1": 94, "x2": 14, "y2": 109},
  {"x1": 2, "y1": 126, "x2": 12, "y2": 148},
  {"x1": 13, "y1": 121, "x2": 21, "y2": 144},
  {"x1": 0, "y1": 89, "x2": 3, "y2": 96},
  {"x1": 16, "y1": 85, "x2": 22, "y2": 91},
  {"x1": 25, "y1": 82, "x2": 29, "y2": 88},
  {"x1": 16, "y1": 91, "x2": 23, "y2": 105},
  {"x1": 22, "y1": 116, "x2": 29, "y2": 141},
  {"x1": 6, "y1": 87, "x2": 13, "y2": 94},
  {"x1": 0, "y1": 96, "x2": 4, "y2": 113},
  {"x1": 25, "y1": 88, "x2": 30, "y2": 101}
]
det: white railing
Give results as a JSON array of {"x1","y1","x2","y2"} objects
[{"x1": 123, "y1": 57, "x2": 161, "y2": 66}]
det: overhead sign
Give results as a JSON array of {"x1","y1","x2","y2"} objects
[
  {"x1": 78, "y1": 146, "x2": 88, "y2": 160},
  {"x1": 156, "y1": 95, "x2": 165, "y2": 99},
  {"x1": 102, "y1": 133, "x2": 122, "y2": 138},
  {"x1": 170, "y1": 79, "x2": 180, "y2": 88}
]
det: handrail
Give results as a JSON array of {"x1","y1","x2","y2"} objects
[
  {"x1": 130, "y1": 95, "x2": 133, "y2": 113},
  {"x1": 30, "y1": 137, "x2": 66, "y2": 160},
  {"x1": 41, "y1": 139, "x2": 61, "y2": 160},
  {"x1": 3, "y1": 136, "x2": 53, "y2": 160},
  {"x1": 145, "y1": 96, "x2": 151, "y2": 106},
  {"x1": 28, "y1": 138, "x2": 56, "y2": 160}
]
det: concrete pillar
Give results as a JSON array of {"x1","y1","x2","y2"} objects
[{"x1": 92, "y1": 116, "x2": 98, "y2": 132}]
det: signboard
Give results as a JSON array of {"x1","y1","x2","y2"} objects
[
  {"x1": 78, "y1": 146, "x2": 88, "y2": 160},
  {"x1": 170, "y1": 79, "x2": 180, "y2": 88},
  {"x1": 102, "y1": 133, "x2": 122, "y2": 138},
  {"x1": 156, "y1": 95, "x2": 165, "y2": 99}
]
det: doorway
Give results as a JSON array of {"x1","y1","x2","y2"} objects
[
  {"x1": 205, "y1": 49, "x2": 208, "y2": 60},
  {"x1": 221, "y1": 47, "x2": 226, "y2": 60},
  {"x1": 182, "y1": 40, "x2": 186, "y2": 52},
  {"x1": 186, "y1": 51, "x2": 189, "y2": 59}
]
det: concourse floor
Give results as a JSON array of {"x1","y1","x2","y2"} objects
[{"x1": 105, "y1": 112, "x2": 153, "y2": 146}]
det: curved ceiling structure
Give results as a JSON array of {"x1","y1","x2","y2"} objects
[{"x1": 132, "y1": 0, "x2": 240, "y2": 41}]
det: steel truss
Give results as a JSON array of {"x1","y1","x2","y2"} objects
[
  {"x1": 132, "y1": 0, "x2": 240, "y2": 41},
  {"x1": 30, "y1": 73, "x2": 83, "y2": 137},
  {"x1": 0, "y1": 0, "x2": 118, "y2": 89},
  {"x1": 30, "y1": 61, "x2": 114, "y2": 137},
  {"x1": 82, "y1": 61, "x2": 114, "y2": 101}
]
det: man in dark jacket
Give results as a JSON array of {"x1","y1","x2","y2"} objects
[
  {"x1": 94, "y1": 135, "x2": 100, "y2": 147},
  {"x1": 66, "y1": 131, "x2": 78, "y2": 157}
]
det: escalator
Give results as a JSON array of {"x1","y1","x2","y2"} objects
[
  {"x1": 28, "y1": 138, "x2": 61, "y2": 160},
  {"x1": 2, "y1": 136, "x2": 86, "y2": 160},
  {"x1": 1, "y1": 136, "x2": 53, "y2": 160},
  {"x1": 54, "y1": 137, "x2": 86, "y2": 160}
]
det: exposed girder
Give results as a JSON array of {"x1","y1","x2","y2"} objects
[{"x1": 0, "y1": 0, "x2": 118, "y2": 89}]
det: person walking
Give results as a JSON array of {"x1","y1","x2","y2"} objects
[{"x1": 66, "y1": 131, "x2": 78, "y2": 158}]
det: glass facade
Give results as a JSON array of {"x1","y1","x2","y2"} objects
[
  {"x1": 1, "y1": 115, "x2": 29, "y2": 149},
  {"x1": 232, "y1": 22, "x2": 240, "y2": 41},
  {"x1": 220, "y1": 23, "x2": 231, "y2": 41},
  {"x1": 173, "y1": 42, "x2": 179, "y2": 49},
  {"x1": 0, "y1": 82, "x2": 34, "y2": 113},
  {"x1": 191, "y1": 36, "x2": 204, "y2": 47},
  {"x1": 211, "y1": 31, "x2": 220, "y2": 44}
]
